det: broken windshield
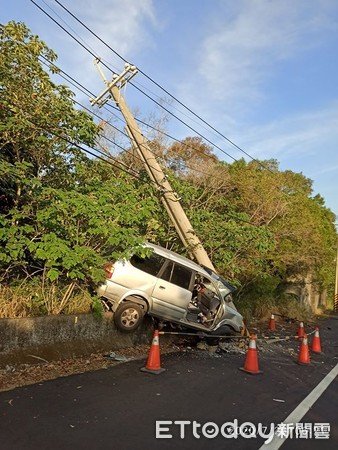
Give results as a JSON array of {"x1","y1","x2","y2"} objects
[{"x1": 201, "y1": 266, "x2": 235, "y2": 300}]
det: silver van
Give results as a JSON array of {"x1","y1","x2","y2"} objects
[{"x1": 97, "y1": 243, "x2": 243, "y2": 334}]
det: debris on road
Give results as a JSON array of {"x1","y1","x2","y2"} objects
[
  {"x1": 218, "y1": 341, "x2": 246, "y2": 355},
  {"x1": 104, "y1": 352, "x2": 133, "y2": 362},
  {"x1": 0, "y1": 342, "x2": 176, "y2": 392}
]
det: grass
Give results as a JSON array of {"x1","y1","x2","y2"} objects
[
  {"x1": 0, "y1": 281, "x2": 94, "y2": 318},
  {"x1": 0, "y1": 277, "x2": 326, "y2": 323},
  {"x1": 235, "y1": 293, "x2": 314, "y2": 325}
]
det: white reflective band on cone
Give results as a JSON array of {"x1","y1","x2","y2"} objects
[{"x1": 249, "y1": 339, "x2": 257, "y2": 349}]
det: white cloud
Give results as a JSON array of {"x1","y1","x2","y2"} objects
[
  {"x1": 238, "y1": 102, "x2": 338, "y2": 161},
  {"x1": 35, "y1": 0, "x2": 159, "y2": 106},
  {"x1": 188, "y1": 0, "x2": 338, "y2": 108},
  {"x1": 214, "y1": 101, "x2": 338, "y2": 214},
  {"x1": 318, "y1": 164, "x2": 338, "y2": 175},
  {"x1": 76, "y1": 0, "x2": 157, "y2": 57}
]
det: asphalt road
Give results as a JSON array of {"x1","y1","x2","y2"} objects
[{"x1": 0, "y1": 316, "x2": 337, "y2": 450}]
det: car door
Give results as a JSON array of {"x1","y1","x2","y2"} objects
[{"x1": 151, "y1": 261, "x2": 194, "y2": 321}]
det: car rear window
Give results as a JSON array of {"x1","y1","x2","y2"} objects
[{"x1": 130, "y1": 252, "x2": 165, "y2": 276}]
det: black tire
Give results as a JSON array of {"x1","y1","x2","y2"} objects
[{"x1": 114, "y1": 301, "x2": 144, "y2": 332}]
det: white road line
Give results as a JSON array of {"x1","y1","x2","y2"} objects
[{"x1": 259, "y1": 363, "x2": 338, "y2": 449}]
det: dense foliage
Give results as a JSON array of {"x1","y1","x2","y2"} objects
[
  {"x1": 1, "y1": 22, "x2": 336, "y2": 317},
  {"x1": 0, "y1": 22, "x2": 156, "y2": 315}
]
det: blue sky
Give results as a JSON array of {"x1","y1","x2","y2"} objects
[{"x1": 3, "y1": 0, "x2": 338, "y2": 220}]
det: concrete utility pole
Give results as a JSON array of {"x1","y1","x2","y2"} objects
[{"x1": 91, "y1": 61, "x2": 215, "y2": 270}]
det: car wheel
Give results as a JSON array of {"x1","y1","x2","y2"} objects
[{"x1": 114, "y1": 301, "x2": 144, "y2": 332}]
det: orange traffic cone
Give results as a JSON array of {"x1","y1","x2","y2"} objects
[
  {"x1": 297, "y1": 321, "x2": 305, "y2": 338},
  {"x1": 298, "y1": 334, "x2": 310, "y2": 365},
  {"x1": 141, "y1": 330, "x2": 165, "y2": 375},
  {"x1": 268, "y1": 314, "x2": 276, "y2": 331},
  {"x1": 311, "y1": 327, "x2": 322, "y2": 354},
  {"x1": 239, "y1": 335, "x2": 262, "y2": 375}
]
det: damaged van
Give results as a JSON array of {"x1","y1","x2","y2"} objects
[{"x1": 97, "y1": 243, "x2": 243, "y2": 334}]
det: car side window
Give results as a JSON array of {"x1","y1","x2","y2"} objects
[
  {"x1": 160, "y1": 261, "x2": 174, "y2": 282},
  {"x1": 160, "y1": 261, "x2": 192, "y2": 290},
  {"x1": 130, "y1": 253, "x2": 165, "y2": 276}
]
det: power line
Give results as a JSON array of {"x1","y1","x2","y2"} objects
[
  {"x1": 39, "y1": 55, "x2": 232, "y2": 181},
  {"x1": 40, "y1": 0, "x2": 107, "y2": 63},
  {"x1": 51, "y1": 0, "x2": 229, "y2": 148},
  {"x1": 32, "y1": 116, "x2": 260, "y2": 227},
  {"x1": 32, "y1": 11, "x2": 236, "y2": 176},
  {"x1": 131, "y1": 83, "x2": 237, "y2": 162},
  {"x1": 22, "y1": 112, "x2": 144, "y2": 181},
  {"x1": 2, "y1": 93, "x2": 260, "y2": 228},
  {"x1": 48, "y1": 0, "x2": 235, "y2": 162},
  {"x1": 3, "y1": 22, "x2": 262, "y2": 228},
  {"x1": 30, "y1": 0, "x2": 242, "y2": 164},
  {"x1": 51, "y1": 0, "x2": 272, "y2": 171},
  {"x1": 39, "y1": 56, "x2": 173, "y2": 178},
  {"x1": 30, "y1": 0, "x2": 99, "y2": 61},
  {"x1": 53, "y1": 0, "x2": 127, "y2": 63},
  {"x1": 37, "y1": 57, "x2": 271, "y2": 231}
]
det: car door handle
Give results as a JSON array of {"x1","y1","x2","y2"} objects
[{"x1": 159, "y1": 286, "x2": 166, "y2": 289}]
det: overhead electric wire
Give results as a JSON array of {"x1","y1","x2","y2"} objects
[
  {"x1": 39, "y1": 57, "x2": 198, "y2": 188},
  {"x1": 18, "y1": 111, "x2": 199, "y2": 204},
  {"x1": 43, "y1": 124, "x2": 258, "y2": 228},
  {"x1": 19, "y1": 111, "x2": 145, "y2": 181},
  {"x1": 2, "y1": 96, "x2": 259, "y2": 227},
  {"x1": 24, "y1": 102, "x2": 257, "y2": 226},
  {"x1": 30, "y1": 0, "x2": 99, "y2": 61},
  {"x1": 12, "y1": 9, "x2": 263, "y2": 226},
  {"x1": 50, "y1": 0, "x2": 226, "y2": 146},
  {"x1": 53, "y1": 0, "x2": 127, "y2": 64},
  {"x1": 39, "y1": 56, "x2": 168, "y2": 177},
  {"x1": 30, "y1": 0, "x2": 241, "y2": 164},
  {"x1": 40, "y1": 55, "x2": 231, "y2": 180},
  {"x1": 35, "y1": 0, "x2": 273, "y2": 174},
  {"x1": 138, "y1": 75, "x2": 266, "y2": 170},
  {"x1": 39, "y1": 0, "x2": 112, "y2": 68},
  {"x1": 39, "y1": 54, "x2": 98, "y2": 100},
  {"x1": 51, "y1": 0, "x2": 272, "y2": 172},
  {"x1": 131, "y1": 84, "x2": 237, "y2": 162},
  {"x1": 47, "y1": 0, "x2": 235, "y2": 162},
  {"x1": 36, "y1": 60, "x2": 237, "y2": 183}
]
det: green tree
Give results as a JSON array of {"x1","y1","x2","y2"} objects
[
  {"x1": 0, "y1": 22, "x2": 157, "y2": 315},
  {"x1": 166, "y1": 168, "x2": 274, "y2": 283},
  {"x1": 165, "y1": 136, "x2": 217, "y2": 177},
  {"x1": 0, "y1": 22, "x2": 98, "y2": 211},
  {"x1": 228, "y1": 159, "x2": 336, "y2": 296}
]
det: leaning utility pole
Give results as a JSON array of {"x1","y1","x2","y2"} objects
[{"x1": 91, "y1": 61, "x2": 215, "y2": 270}]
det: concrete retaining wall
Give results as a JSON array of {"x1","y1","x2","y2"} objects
[{"x1": 0, "y1": 312, "x2": 154, "y2": 368}]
